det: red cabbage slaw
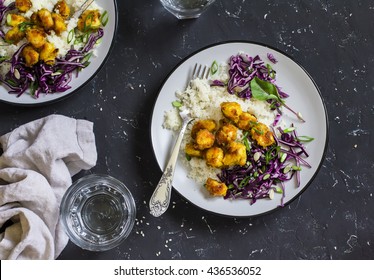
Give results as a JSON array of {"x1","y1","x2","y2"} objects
[
  {"x1": 212, "y1": 53, "x2": 312, "y2": 206},
  {"x1": 218, "y1": 126, "x2": 311, "y2": 206},
  {"x1": 0, "y1": 1, "x2": 104, "y2": 98}
]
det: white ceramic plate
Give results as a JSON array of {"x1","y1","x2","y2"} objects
[
  {"x1": 0, "y1": 0, "x2": 118, "y2": 106},
  {"x1": 151, "y1": 41, "x2": 328, "y2": 217}
]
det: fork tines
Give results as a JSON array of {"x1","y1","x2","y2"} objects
[{"x1": 192, "y1": 63, "x2": 210, "y2": 79}]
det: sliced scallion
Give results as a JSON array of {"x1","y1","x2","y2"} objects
[
  {"x1": 296, "y1": 135, "x2": 315, "y2": 143},
  {"x1": 210, "y1": 60, "x2": 218, "y2": 75},
  {"x1": 101, "y1": 10, "x2": 109, "y2": 27},
  {"x1": 172, "y1": 100, "x2": 182, "y2": 108},
  {"x1": 67, "y1": 29, "x2": 75, "y2": 44}
]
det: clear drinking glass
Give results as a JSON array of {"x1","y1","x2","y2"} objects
[
  {"x1": 160, "y1": 0, "x2": 217, "y2": 19},
  {"x1": 60, "y1": 174, "x2": 136, "y2": 251}
]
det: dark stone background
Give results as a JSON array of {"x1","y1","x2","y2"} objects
[{"x1": 1, "y1": 0, "x2": 373, "y2": 259}]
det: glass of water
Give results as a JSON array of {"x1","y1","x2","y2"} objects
[
  {"x1": 160, "y1": 0, "x2": 217, "y2": 19},
  {"x1": 60, "y1": 174, "x2": 136, "y2": 251}
]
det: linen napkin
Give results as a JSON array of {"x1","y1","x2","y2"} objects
[{"x1": 0, "y1": 114, "x2": 97, "y2": 260}]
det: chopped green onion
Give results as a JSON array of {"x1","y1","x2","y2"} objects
[
  {"x1": 172, "y1": 100, "x2": 182, "y2": 108},
  {"x1": 5, "y1": 79, "x2": 17, "y2": 86},
  {"x1": 274, "y1": 186, "x2": 283, "y2": 194},
  {"x1": 280, "y1": 152, "x2": 287, "y2": 163},
  {"x1": 210, "y1": 60, "x2": 218, "y2": 75},
  {"x1": 283, "y1": 127, "x2": 296, "y2": 133},
  {"x1": 101, "y1": 10, "x2": 109, "y2": 27},
  {"x1": 296, "y1": 135, "x2": 315, "y2": 143},
  {"x1": 239, "y1": 176, "x2": 251, "y2": 188},
  {"x1": 185, "y1": 154, "x2": 191, "y2": 161},
  {"x1": 29, "y1": 81, "x2": 38, "y2": 96},
  {"x1": 266, "y1": 63, "x2": 276, "y2": 79},
  {"x1": 292, "y1": 166, "x2": 302, "y2": 171},
  {"x1": 253, "y1": 127, "x2": 264, "y2": 135},
  {"x1": 67, "y1": 29, "x2": 75, "y2": 44},
  {"x1": 83, "y1": 32, "x2": 90, "y2": 43},
  {"x1": 283, "y1": 165, "x2": 291, "y2": 174},
  {"x1": 18, "y1": 22, "x2": 33, "y2": 32},
  {"x1": 83, "y1": 14, "x2": 94, "y2": 32},
  {"x1": 81, "y1": 52, "x2": 93, "y2": 64},
  {"x1": 243, "y1": 137, "x2": 251, "y2": 152},
  {"x1": 263, "y1": 174, "x2": 270, "y2": 180}
]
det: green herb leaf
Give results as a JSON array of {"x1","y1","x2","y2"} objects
[
  {"x1": 250, "y1": 77, "x2": 306, "y2": 122},
  {"x1": 250, "y1": 77, "x2": 281, "y2": 102}
]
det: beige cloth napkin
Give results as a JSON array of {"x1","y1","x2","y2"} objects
[{"x1": 0, "y1": 114, "x2": 97, "y2": 259}]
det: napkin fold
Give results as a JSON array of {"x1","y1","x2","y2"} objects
[{"x1": 0, "y1": 114, "x2": 97, "y2": 260}]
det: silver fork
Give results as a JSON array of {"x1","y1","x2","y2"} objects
[{"x1": 149, "y1": 64, "x2": 210, "y2": 217}]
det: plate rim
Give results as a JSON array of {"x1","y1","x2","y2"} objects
[
  {"x1": 150, "y1": 40, "x2": 329, "y2": 218},
  {"x1": 0, "y1": 0, "x2": 119, "y2": 107}
]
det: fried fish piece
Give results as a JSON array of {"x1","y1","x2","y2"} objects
[
  {"x1": 6, "y1": 14, "x2": 27, "y2": 27},
  {"x1": 222, "y1": 141, "x2": 247, "y2": 167},
  {"x1": 185, "y1": 143, "x2": 203, "y2": 158},
  {"x1": 250, "y1": 122, "x2": 275, "y2": 148},
  {"x1": 37, "y1": 8, "x2": 54, "y2": 31},
  {"x1": 54, "y1": 0, "x2": 71, "y2": 19},
  {"x1": 215, "y1": 123, "x2": 238, "y2": 146},
  {"x1": 77, "y1": 10, "x2": 101, "y2": 32},
  {"x1": 26, "y1": 27, "x2": 47, "y2": 48},
  {"x1": 22, "y1": 45, "x2": 39, "y2": 67},
  {"x1": 5, "y1": 26, "x2": 25, "y2": 44},
  {"x1": 52, "y1": 13, "x2": 67, "y2": 35},
  {"x1": 190, "y1": 119, "x2": 217, "y2": 139},
  {"x1": 205, "y1": 178, "x2": 228, "y2": 197},
  {"x1": 205, "y1": 146, "x2": 224, "y2": 168},
  {"x1": 194, "y1": 129, "x2": 215, "y2": 150},
  {"x1": 236, "y1": 112, "x2": 258, "y2": 131},
  {"x1": 39, "y1": 42, "x2": 58, "y2": 65},
  {"x1": 221, "y1": 102, "x2": 242, "y2": 123},
  {"x1": 15, "y1": 0, "x2": 32, "y2": 13}
]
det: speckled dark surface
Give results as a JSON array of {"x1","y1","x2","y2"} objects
[{"x1": 1, "y1": 0, "x2": 373, "y2": 260}]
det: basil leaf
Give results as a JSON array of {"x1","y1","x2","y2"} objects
[{"x1": 250, "y1": 77, "x2": 280, "y2": 102}]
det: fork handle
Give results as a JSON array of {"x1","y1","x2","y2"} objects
[{"x1": 149, "y1": 120, "x2": 190, "y2": 217}]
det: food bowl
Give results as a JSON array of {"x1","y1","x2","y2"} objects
[{"x1": 60, "y1": 174, "x2": 136, "y2": 251}]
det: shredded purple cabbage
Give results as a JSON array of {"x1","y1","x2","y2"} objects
[
  {"x1": 217, "y1": 53, "x2": 289, "y2": 100},
  {"x1": 209, "y1": 52, "x2": 311, "y2": 205},
  {"x1": 218, "y1": 127, "x2": 311, "y2": 206},
  {"x1": 0, "y1": 1, "x2": 15, "y2": 22},
  {"x1": 267, "y1": 53, "x2": 278, "y2": 64}
]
